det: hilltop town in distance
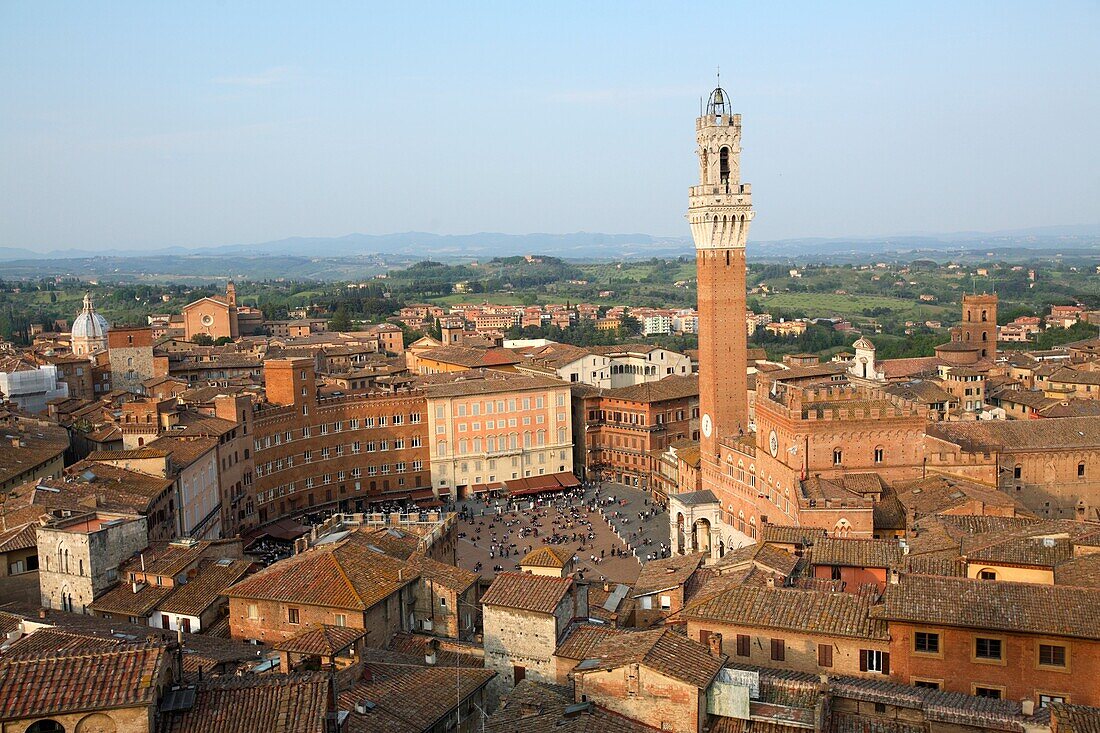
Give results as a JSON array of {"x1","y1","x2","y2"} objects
[{"x1": 1, "y1": 75, "x2": 1099, "y2": 733}]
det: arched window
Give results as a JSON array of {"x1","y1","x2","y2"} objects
[
  {"x1": 833, "y1": 448, "x2": 843, "y2": 466},
  {"x1": 981, "y1": 310, "x2": 988, "y2": 322},
  {"x1": 26, "y1": 720, "x2": 65, "y2": 733},
  {"x1": 719, "y1": 147, "x2": 730, "y2": 184},
  {"x1": 874, "y1": 446, "x2": 884, "y2": 464}
]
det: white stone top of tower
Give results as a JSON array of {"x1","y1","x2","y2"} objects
[{"x1": 689, "y1": 82, "x2": 754, "y2": 251}]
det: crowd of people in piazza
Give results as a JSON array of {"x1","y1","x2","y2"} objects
[{"x1": 450, "y1": 481, "x2": 671, "y2": 584}]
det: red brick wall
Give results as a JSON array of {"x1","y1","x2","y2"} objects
[{"x1": 889, "y1": 621, "x2": 1100, "y2": 706}]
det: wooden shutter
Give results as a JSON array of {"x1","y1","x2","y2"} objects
[
  {"x1": 882, "y1": 652, "x2": 890, "y2": 675},
  {"x1": 771, "y1": 638, "x2": 785, "y2": 661},
  {"x1": 818, "y1": 643, "x2": 833, "y2": 667},
  {"x1": 859, "y1": 649, "x2": 868, "y2": 671},
  {"x1": 736, "y1": 634, "x2": 750, "y2": 657},
  {"x1": 699, "y1": 629, "x2": 711, "y2": 645}
]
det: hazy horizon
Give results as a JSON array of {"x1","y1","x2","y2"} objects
[{"x1": 2, "y1": 2, "x2": 1098, "y2": 252}]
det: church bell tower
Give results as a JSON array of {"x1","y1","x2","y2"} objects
[{"x1": 690, "y1": 84, "x2": 754, "y2": 464}]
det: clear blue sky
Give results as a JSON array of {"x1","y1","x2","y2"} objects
[{"x1": 2, "y1": 2, "x2": 1097, "y2": 251}]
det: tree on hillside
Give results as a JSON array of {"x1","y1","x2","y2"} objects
[{"x1": 329, "y1": 306, "x2": 352, "y2": 332}]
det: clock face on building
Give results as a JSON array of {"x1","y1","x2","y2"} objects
[
  {"x1": 701, "y1": 414, "x2": 713, "y2": 438},
  {"x1": 769, "y1": 430, "x2": 779, "y2": 458}
]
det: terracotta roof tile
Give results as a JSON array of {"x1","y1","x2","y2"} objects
[
  {"x1": 227, "y1": 533, "x2": 417, "y2": 611},
  {"x1": 604, "y1": 374, "x2": 698, "y2": 404},
  {"x1": 877, "y1": 573, "x2": 1100, "y2": 639},
  {"x1": 811, "y1": 538, "x2": 905, "y2": 569},
  {"x1": 0, "y1": 645, "x2": 164, "y2": 720},
  {"x1": 406, "y1": 555, "x2": 479, "y2": 592},
  {"x1": 90, "y1": 581, "x2": 175, "y2": 617},
  {"x1": 161, "y1": 673, "x2": 329, "y2": 733},
  {"x1": 762, "y1": 525, "x2": 827, "y2": 546},
  {"x1": 480, "y1": 572, "x2": 573, "y2": 615},
  {"x1": 339, "y1": 662, "x2": 496, "y2": 733},
  {"x1": 685, "y1": 585, "x2": 888, "y2": 641},
  {"x1": 0, "y1": 629, "x2": 130, "y2": 660},
  {"x1": 1051, "y1": 703, "x2": 1100, "y2": 733},
  {"x1": 632, "y1": 553, "x2": 705, "y2": 597},
  {"x1": 927, "y1": 416, "x2": 1100, "y2": 452},
  {"x1": 485, "y1": 680, "x2": 656, "y2": 733},
  {"x1": 519, "y1": 545, "x2": 572, "y2": 569},
  {"x1": 554, "y1": 623, "x2": 625, "y2": 661},
  {"x1": 576, "y1": 627, "x2": 724, "y2": 689},
  {"x1": 157, "y1": 558, "x2": 253, "y2": 617},
  {"x1": 273, "y1": 624, "x2": 366, "y2": 656}
]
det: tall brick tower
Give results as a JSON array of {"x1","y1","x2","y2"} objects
[
  {"x1": 690, "y1": 84, "x2": 754, "y2": 463},
  {"x1": 954, "y1": 293, "x2": 998, "y2": 361}
]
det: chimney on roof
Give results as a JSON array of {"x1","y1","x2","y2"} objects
[
  {"x1": 889, "y1": 568, "x2": 900, "y2": 585},
  {"x1": 707, "y1": 632, "x2": 723, "y2": 659},
  {"x1": 1021, "y1": 699, "x2": 1035, "y2": 716},
  {"x1": 766, "y1": 576, "x2": 775, "y2": 588}
]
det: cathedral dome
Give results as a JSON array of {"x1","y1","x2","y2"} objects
[{"x1": 71, "y1": 293, "x2": 110, "y2": 341}]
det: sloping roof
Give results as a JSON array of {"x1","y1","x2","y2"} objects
[
  {"x1": 120, "y1": 539, "x2": 241, "y2": 579},
  {"x1": 0, "y1": 629, "x2": 130, "y2": 660},
  {"x1": 484, "y1": 680, "x2": 656, "y2": 733},
  {"x1": 157, "y1": 558, "x2": 253, "y2": 617},
  {"x1": 576, "y1": 627, "x2": 724, "y2": 689},
  {"x1": 405, "y1": 555, "x2": 479, "y2": 593},
  {"x1": 685, "y1": 585, "x2": 888, "y2": 641},
  {"x1": 554, "y1": 623, "x2": 625, "y2": 661},
  {"x1": 161, "y1": 673, "x2": 329, "y2": 733},
  {"x1": 1051, "y1": 703, "x2": 1100, "y2": 733},
  {"x1": 339, "y1": 662, "x2": 496, "y2": 733},
  {"x1": 519, "y1": 545, "x2": 572, "y2": 569},
  {"x1": 355, "y1": 526, "x2": 421, "y2": 560},
  {"x1": 418, "y1": 345, "x2": 521, "y2": 368},
  {"x1": 876, "y1": 574, "x2": 1100, "y2": 639},
  {"x1": 0, "y1": 645, "x2": 164, "y2": 720},
  {"x1": 480, "y1": 572, "x2": 572, "y2": 615},
  {"x1": 604, "y1": 374, "x2": 698, "y2": 404},
  {"x1": 273, "y1": 624, "x2": 366, "y2": 656},
  {"x1": 0, "y1": 417, "x2": 69, "y2": 486},
  {"x1": 90, "y1": 581, "x2": 176, "y2": 617},
  {"x1": 673, "y1": 489, "x2": 718, "y2": 507},
  {"x1": 633, "y1": 553, "x2": 705, "y2": 597},
  {"x1": 811, "y1": 538, "x2": 905, "y2": 569},
  {"x1": 0, "y1": 523, "x2": 37, "y2": 554},
  {"x1": 762, "y1": 525, "x2": 827, "y2": 546},
  {"x1": 226, "y1": 533, "x2": 417, "y2": 611},
  {"x1": 418, "y1": 369, "x2": 566, "y2": 397},
  {"x1": 879, "y1": 356, "x2": 942, "y2": 380},
  {"x1": 927, "y1": 416, "x2": 1100, "y2": 452},
  {"x1": 1055, "y1": 553, "x2": 1100, "y2": 588}
]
